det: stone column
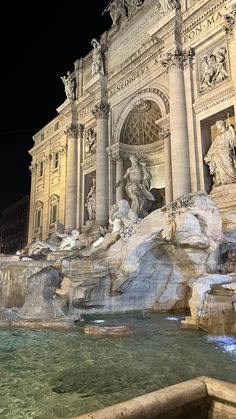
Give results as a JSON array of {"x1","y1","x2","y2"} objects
[
  {"x1": 164, "y1": 50, "x2": 191, "y2": 199},
  {"x1": 92, "y1": 102, "x2": 110, "y2": 225},
  {"x1": 64, "y1": 124, "x2": 78, "y2": 232},
  {"x1": 115, "y1": 156, "x2": 123, "y2": 203},
  {"x1": 76, "y1": 124, "x2": 85, "y2": 229},
  {"x1": 162, "y1": 130, "x2": 173, "y2": 204},
  {"x1": 27, "y1": 163, "x2": 37, "y2": 244},
  {"x1": 224, "y1": 3, "x2": 236, "y2": 111}
]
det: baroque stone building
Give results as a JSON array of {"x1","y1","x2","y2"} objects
[
  {"x1": 28, "y1": 0, "x2": 236, "y2": 243},
  {"x1": 0, "y1": 196, "x2": 30, "y2": 254}
]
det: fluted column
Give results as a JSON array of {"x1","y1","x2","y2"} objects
[
  {"x1": 92, "y1": 102, "x2": 110, "y2": 225},
  {"x1": 64, "y1": 124, "x2": 78, "y2": 231},
  {"x1": 163, "y1": 50, "x2": 191, "y2": 199},
  {"x1": 161, "y1": 130, "x2": 173, "y2": 204},
  {"x1": 115, "y1": 156, "x2": 123, "y2": 203},
  {"x1": 224, "y1": 3, "x2": 236, "y2": 111}
]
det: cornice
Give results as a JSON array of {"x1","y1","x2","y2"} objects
[
  {"x1": 193, "y1": 83, "x2": 234, "y2": 115},
  {"x1": 182, "y1": 0, "x2": 225, "y2": 35}
]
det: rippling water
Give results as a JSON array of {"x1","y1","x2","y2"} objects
[{"x1": 0, "y1": 312, "x2": 235, "y2": 419}]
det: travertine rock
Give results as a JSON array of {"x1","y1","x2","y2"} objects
[{"x1": 183, "y1": 274, "x2": 236, "y2": 334}]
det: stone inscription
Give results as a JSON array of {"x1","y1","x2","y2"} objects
[
  {"x1": 108, "y1": 64, "x2": 150, "y2": 98},
  {"x1": 110, "y1": 4, "x2": 161, "y2": 68},
  {"x1": 184, "y1": 11, "x2": 223, "y2": 43}
]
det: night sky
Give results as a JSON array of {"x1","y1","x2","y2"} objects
[{"x1": 0, "y1": 0, "x2": 110, "y2": 212}]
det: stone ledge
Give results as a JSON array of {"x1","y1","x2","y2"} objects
[{"x1": 70, "y1": 377, "x2": 236, "y2": 419}]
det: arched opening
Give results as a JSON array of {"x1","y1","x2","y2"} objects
[
  {"x1": 118, "y1": 99, "x2": 166, "y2": 213},
  {"x1": 120, "y1": 100, "x2": 162, "y2": 146}
]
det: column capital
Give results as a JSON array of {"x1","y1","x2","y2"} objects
[
  {"x1": 161, "y1": 49, "x2": 185, "y2": 71},
  {"x1": 110, "y1": 152, "x2": 123, "y2": 164},
  {"x1": 92, "y1": 102, "x2": 110, "y2": 120},
  {"x1": 223, "y1": 4, "x2": 236, "y2": 37},
  {"x1": 78, "y1": 123, "x2": 85, "y2": 139},
  {"x1": 159, "y1": 128, "x2": 171, "y2": 141},
  {"x1": 64, "y1": 124, "x2": 79, "y2": 139}
]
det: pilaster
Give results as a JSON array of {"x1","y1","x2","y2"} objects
[{"x1": 224, "y1": 2, "x2": 236, "y2": 111}]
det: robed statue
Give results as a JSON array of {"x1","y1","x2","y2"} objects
[
  {"x1": 204, "y1": 119, "x2": 236, "y2": 187},
  {"x1": 123, "y1": 155, "x2": 155, "y2": 217}
]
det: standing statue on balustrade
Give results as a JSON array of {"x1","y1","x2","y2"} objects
[
  {"x1": 159, "y1": 0, "x2": 180, "y2": 12},
  {"x1": 102, "y1": 0, "x2": 126, "y2": 26},
  {"x1": 91, "y1": 39, "x2": 105, "y2": 77},
  {"x1": 60, "y1": 71, "x2": 76, "y2": 100}
]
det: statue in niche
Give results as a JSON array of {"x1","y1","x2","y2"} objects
[
  {"x1": 60, "y1": 71, "x2": 76, "y2": 100},
  {"x1": 123, "y1": 155, "x2": 155, "y2": 217},
  {"x1": 159, "y1": 0, "x2": 180, "y2": 13},
  {"x1": 85, "y1": 177, "x2": 96, "y2": 221},
  {"x1": 200, "y1": 46, "x2": 228, "y2": 92},
  {"x1": 204, "y1": 120, "x2": 236, "y2": 187},
  {"x1": 91, "y1": 39, "x2": 105, "y2": 77},
  {"x1": 102, "y1": 0, "x2": 126, "y2": 26},
  {"x1": 85, "y1": 128, "x2": 97, "y2": 155}
]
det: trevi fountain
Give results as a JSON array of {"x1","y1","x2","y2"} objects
[{"x1": 1, "y1": 0, "x2": 236, "y2": 418}]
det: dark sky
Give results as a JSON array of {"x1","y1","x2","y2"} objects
[{"x1": 0, "y1": 0, "x2": 110, "y2": 212}]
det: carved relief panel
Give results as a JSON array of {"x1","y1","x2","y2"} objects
[
  {"x1": 198, "y1": 43, "x2": 229, "y2": 94},
  {"x1": 85, "y1": 128, "x2": 97, "y2": 157}
]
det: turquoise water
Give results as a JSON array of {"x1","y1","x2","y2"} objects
[{"x1": 0, "y1": 312, "x2": 236, "y2": 419}]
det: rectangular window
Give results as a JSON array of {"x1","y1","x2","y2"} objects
[
  {"x1": 54, "y1": 122, "x2": 59, "y2": 131},
  {"x1": 38, "y1": 161, "x2": 44, "y2": 177},
  {"x1": 35, "y1": 210, "x2": 41, "y2": 228},
  {"x1": 50, "y1": 205, "x2": 57, "y2": 224},
  {"x1": 53, "y1": 152, "x2": 59, "y2": 169},
  {"x1": 40, "y1": 133, "x2": 44, "y2": 142}
]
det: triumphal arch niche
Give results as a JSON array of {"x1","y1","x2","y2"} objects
[
  {"x1": 28, "y1": 0, "x2": 236, "y2": 244},
  {"x1": 110, "y1": 88, "x2": 170, "y2": 216}
]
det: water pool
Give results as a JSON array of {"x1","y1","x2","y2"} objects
[{"x1": 0, "y1": 312, "x2": 235, "y2": 419}]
